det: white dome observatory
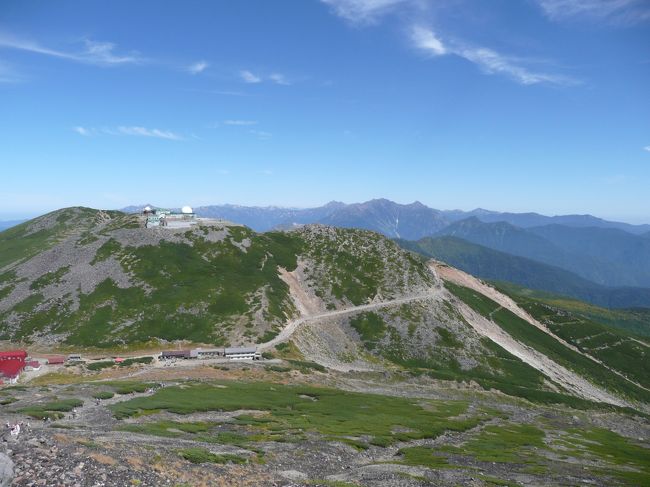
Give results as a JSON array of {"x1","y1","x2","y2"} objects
[{"x1": 181, "y1": 206, "x2": 193, "y2": 214}]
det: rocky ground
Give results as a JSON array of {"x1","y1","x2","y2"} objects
[{"x1": 1, "y1": 362, "x2": 648, "y2": 487}]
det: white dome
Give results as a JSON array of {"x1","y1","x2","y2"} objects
[
  {"x1": 144, "y1": 205, "x2": 152, "y2": 212},
  {"x1": 181, "y1": 206, "x2": 193, "y2": 214}
]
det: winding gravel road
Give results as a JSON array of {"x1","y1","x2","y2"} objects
[{"x1": 259, "y1": 289, "x2": 444, "y2": 351}]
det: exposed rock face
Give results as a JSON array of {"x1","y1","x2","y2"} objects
[{"x1": 0, "y1": 452, "x2": 13, "y2": 487}]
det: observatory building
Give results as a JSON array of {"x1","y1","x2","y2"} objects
[{"x1": 144, "y1": 206, "x2": 197, "y2": 228}]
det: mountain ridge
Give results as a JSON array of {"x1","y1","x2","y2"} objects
[{"x1": 119, "y1": 199, "x2": 650, "y2": 236}]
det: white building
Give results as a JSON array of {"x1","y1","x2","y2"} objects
[{"x1": 224, "y1": 347, "x2": 260, "y2": 360}]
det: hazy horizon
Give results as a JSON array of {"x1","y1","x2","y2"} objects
[{"x1": 2, "y1": 197, "x2": 650, "y2": 226}]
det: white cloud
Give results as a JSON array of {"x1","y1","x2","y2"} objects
[
  {"x1": 269, "y1": 73, "x2": 291, "y2": 85},
  {"x1": 240, "y1": 70, "x2": 262, "y2": 83},
  {"x1": 535, "y1": 0, "x2": 650, "y2": 23},
  {"x1": 239, "y1": 70, "x2": 293, "y2": 85},
  {"x1": 73, "y1": 126, "x2": 92, "y2": 136},
  {"x1": 410, "y1": 26, "x2": 446, "y2": 56},
  {"x1": 187, "y1": 60, "x2": 209, "y2": 74},
  {"x1": 456, "y1": 46, "x2": 576, "y2": 86},
  {"x1": 72, "y1": 125, "x2": 185, "y2": 140},
  {"x1": 410, "y1": 26, "x2": 577, "y2": 86},
  {"x1": 321, "y1": 0, "x2": 413, "y2": 24},
  {"x1": 644, "y1": 146, "x2": 650, "y2": 152},
  {"x1": 224, "y1": 120, "x2": 258, "y2": 126},
  {"x1": 0, "y1": 33, "x2": 142, "y2": 66},
  {"x1": 117, "y1": 126, "x2": 183, "y2": 140},
  {"x1": 81, "y1": 39, "x2": 140, "y2": 65}
]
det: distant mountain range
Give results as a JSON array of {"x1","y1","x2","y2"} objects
[
  {"x1": 400, "y1": 236, "x2": 650, "y2": 309},
  {"x1": 122, "y1": 199, "x2": 650, "y2": 237},
  {"x1": 433, "y1": 218, "x2": 650, "y2": 288}
]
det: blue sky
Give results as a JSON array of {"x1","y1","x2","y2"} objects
[{"x1": 0, "y1": 0, "x2": 649, "y2": 222}]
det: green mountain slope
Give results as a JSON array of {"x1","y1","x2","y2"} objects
[
  {"x1": 399, "y1": 236, "x2": 650, "y2": 309},
  {"x1": 0, "y1": 208, "x2": 433, "y2": 348},
  {"x1": 493, "y1": 281, "x2": 650, "y2": 337}
]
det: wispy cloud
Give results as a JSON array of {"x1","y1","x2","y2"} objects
[
  {"x1": 117, "y1": 126, "x2": 183, "y2": 140},
  {"x1": 410, "y1": 26, "x2": 576, "y2": 86},
  {"x1": 187, "y1": 60, "x2": 209, "y2": 74},
  {"x1": 73, "y1": 126, "x2": 91, "y2": 136},
  {"x1": 0, "y1": 33, "x2": 142, "y2": 66},
  {"x1": 240, "y1": 69, "x2": 291, "y2": 85},
  {"x1": 240, "y1": 70, "x2": 262, "y2": 83},
  {"x1": 644, "y1": 146, "x2": 650, "y2": 152},
  {"x1": 269, "y1": 73, "x2": 291, "y2": 85},
  {"x1": 224, "y1": 120, "x2": 258, "y2": 126},
  {"x1": 321, "y1": 0, "x2": 414, "y2": 24},
  {"x1": 534, "y1": 0, "x2": 650, "y2": 23},
  {"x1": 324, "y1": 2, "x2": 579, "y2": 87},
  {"x1": 73, "y1": 125, "x2": 184, "y2": 140},
  {"x1": 410, "y1": 26, "x2": 447, "y2": 56}
]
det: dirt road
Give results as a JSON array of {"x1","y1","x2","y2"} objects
[{"x1": 259, "y1": 291, "x2": 443, "y2": 351}]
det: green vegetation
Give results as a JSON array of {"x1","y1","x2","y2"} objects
[
  {"x1": 357, "y1": 305, "x2": 605, "y2": 410},
  {"x1": 111, "y1": 381, "x2": 484, "y2": 447},
  {"x1": 86, "y1": 360, "x2": 115, "y2": 371},
  {"x1": 265, "y1": 365, "x2": 291, "y2": 372},
  {"x1": 102, "y1": 381, "x2": 156, "y2": 395},
  {"x1": 553, "y1": 428, "x2": 650, "y2": 485},
  {"x1": 444, "y1": 423, "x2": 546, "y2": 464},
  {"x1": 30, "y1": 266, "x2": 70, "y2": 290},
  {"x1": 91, "y1": 238, "x2": 122, "y2": 265},
  {"x1": 446, "y1": 282, "x2": 650, "y2": 405},
  {"x1": 506, "y1": 295, "x2": 650, "y2": 389},
  {"x1": 92, "y1": 391, "x2": 115, "y2": 400},
  {"x1": 118, "y1": 356, "x2": 153, "y2": 367},
  {"x1": 120, "y1": 420, "x2": 212, "y2": 437},
  {"x1": 396, "y1": 446, "x2": 451, "y2": 468},
  {"x1": 44, "y1": 229, "x2": 302, "y2": 346},
  {"x1": 495, "y1": 281, "x2": 650, "y2": 337},
  {"x1": 303, "y1": 227, "x2": 434, "y2": 306},
  {"x1": 350, "y1": 312, "x2": 386, "y2": 350},
  {"x1": 286, "y1": 359, "x2": 326, "y2": 373},
  {"x1": 19, "y1": 398, "x2": 83, "y2": 420},
  {"x1": 178, "y1": 447, "x2": 247, "y2": 465}
]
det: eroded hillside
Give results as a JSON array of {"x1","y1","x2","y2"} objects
[{"x1": 0, "y1": 208, "x2": 435, "y2": 348}]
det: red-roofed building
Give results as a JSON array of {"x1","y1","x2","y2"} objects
[
  {"x1": 0, "y1": 350, "x2": 27, "y2": 361},
  {"x1": 0, "y1": 350, "x2": 27, "y2": 384},
  {"x1": 0, "y1": 360, "x2": 25, "y2": 384},
  {"x1": 45, "y1": 355, "x2": 65, "y2": 365}
]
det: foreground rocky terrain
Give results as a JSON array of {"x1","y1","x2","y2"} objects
[{"x1": 1, "y1": 361, "x2": 649, "y2": 487}]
